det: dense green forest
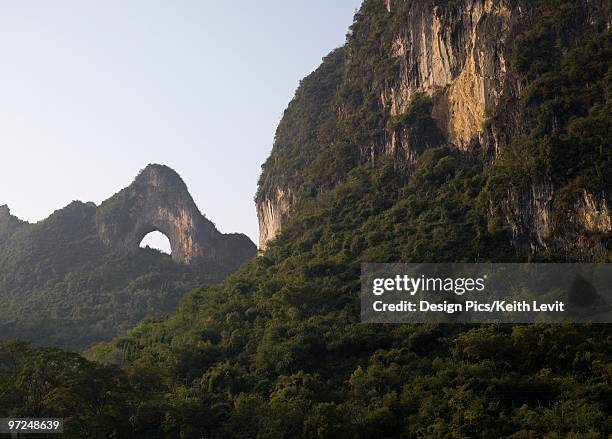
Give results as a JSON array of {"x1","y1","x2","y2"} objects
[
  {"x1": 3, "y1": 151, "x2": 609, "y2": 436},
  {"x1": 1, "y1": 0, "x2": 610, "y2": 437}
]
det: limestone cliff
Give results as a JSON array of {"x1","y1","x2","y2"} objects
[
  {"x1": 257, "y1": 0, "x2": 520, "y2": 250},
  {"x1": 256, "y1": 48, "x2": 345, "y2": 250},
  {"x1": 0, "y1": 164, "x2": 256, "y2": 349},
  {"x1": 502, "y1": 184, "x2": 611, "y2": 260},
  {"x1": 256, "y1": 0, "x2": 610, "y2": 259},
  {"x1": 380, "y1": 0, "x2": 514, "y2": 150},
  {"x1": 1, "y1": 164, "x2": 255, "y2": 273},
  {"x1": 256, "y1": 187, "x2": 292, "y2": 251},
  {"x1": 97, "y1": 164, "x2": 255, "y2": 269}
]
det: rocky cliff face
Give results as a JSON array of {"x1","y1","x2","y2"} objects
[
  {"x1": 256, "y1": 187, "x2": 292, "y2": 250},
  {"x1": 257, "y1": 0, "x2": 520, "y2": 250},
  {"x1": 503, "y1": 184, "x2": 611, "y2": 260},
  {"x1": 2, "y1": 164, "x2": 256, "y2": 272},
  {"x1": 381, "y1": 0, "x2": 513, "y2": 150},
  {"x1": 97, "y1": 164, "x2": 255, "y2": 269},
  {"x1": 255, "y1": 48, "x2": 345, "y2": 251},
  {"x1": 256, "y1": 0, "x2": 610, "y2": 259}
]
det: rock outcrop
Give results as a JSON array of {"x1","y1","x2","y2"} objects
[
  {"x1": 256, "y1": 187, "x2": 292, "y2": 251},
  {"x1": 97, "y1": 164, "x2": 256, "y2": 269},
  {"x1": 0, "y1": 165, "x2": 257, "y2": 349},
  {"x1": 503, "y1": 184, "x2": 611, "y2": 260},
  {"x1": 381, "y1": 0, "x2": 514, "y2": 150},
  {"x1": 256, "y1": 0, "x2": 610, "y2": 259},
  {"x1": 258, "y1": 0, "x2": 519, "y2": 250},
  {"x1": 0, "y1": 164, "x2": 257, "y2": 348},
  {"x1": 1, "y1": 165, "x2": 255, "y2": 272}
]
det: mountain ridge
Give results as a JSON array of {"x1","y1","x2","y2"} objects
[{"x1": 0, "y1": 164, "x2": 256, "y2": 349}]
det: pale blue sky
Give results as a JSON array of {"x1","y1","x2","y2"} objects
[{"x1": 0, "y1": 0, "x2": 361, "y2": 251}]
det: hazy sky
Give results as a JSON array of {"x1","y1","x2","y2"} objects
[{"x1": 0, "y1": 0, "x2": 361, "y2": 251}]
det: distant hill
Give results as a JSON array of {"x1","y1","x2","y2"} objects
[{"x1": 0, "y1": 164, "x2": 256, "y2": 349}]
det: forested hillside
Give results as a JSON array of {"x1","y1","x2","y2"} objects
[
  {"x1": 0, "y1": 165, "x2": 255, "y2": 350},
  {"x1": 1, "y1": 0, "x2": 610, "y2": 437},
  {"x1": 0, "y1": 201, "x2": 215, "y2": 350}
]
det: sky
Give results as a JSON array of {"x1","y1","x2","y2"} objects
[{"x1": 0, "y1": 0, "x2": 361, "y2": 252}]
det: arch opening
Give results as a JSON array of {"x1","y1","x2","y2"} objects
[{"x1": 139, "y1": 230, "x2": 172, "y2": 255}]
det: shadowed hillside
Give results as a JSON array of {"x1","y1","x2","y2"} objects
[{"x1": 0, "y1": 165, "x2": 255, "y2": 350}]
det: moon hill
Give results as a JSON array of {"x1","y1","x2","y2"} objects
[{"x1": 0, "y1": 164, "x2": 256, "y2": 350}]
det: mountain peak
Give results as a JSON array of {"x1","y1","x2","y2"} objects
[
  {"x1": 97, "y1": 165, "x2": 256, "y2": 268},
  {"x1": 133, "y1": 163, "x2": 186, "y2": 190},
  {"x1": 140, "y1": 163, "x2": 181, "y2": 178}
]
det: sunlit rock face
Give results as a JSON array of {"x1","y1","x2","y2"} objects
[
  {"x1": 256, "y1": 187, "x2": 291, "y2": 251},
  {"x1": 255, "y1": 0, "x2": 610, "y2": 259},
  {"x1": 257, "y1": 0, "x2": 518, "y2": 251},
  {"x1": 96, "y1": 164, "x2": 256, "y2": 270},
  {"x1": 381, "y1": 0, "x2": 513, "y2": 150}
]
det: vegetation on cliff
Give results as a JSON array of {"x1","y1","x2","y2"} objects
[
  {"x1": 487, "y1": 2, "x2": 612, "y2": 252},
  {"x1": 0, "y1": 0, "x2": 610, "y2": 437},
  {"x1": 7, "y1": 147, "x2": 606, "y2": 437}
]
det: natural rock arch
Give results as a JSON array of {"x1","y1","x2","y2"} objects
[
  {"x1": 96, "y1": 164, "x2": 255, "y2": 270},
  {"x1": 139, "y1": 230, "x2": 172, "y2": 253}
]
